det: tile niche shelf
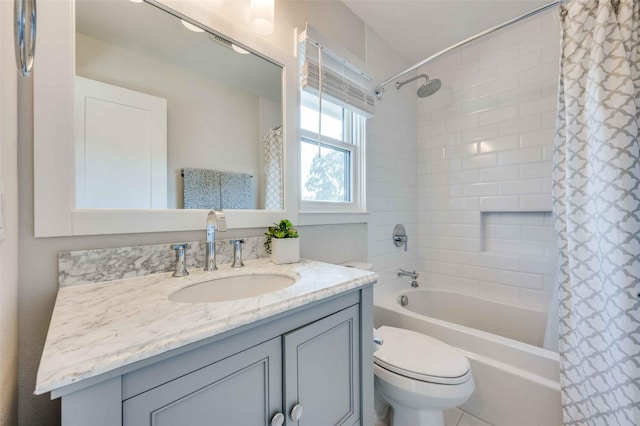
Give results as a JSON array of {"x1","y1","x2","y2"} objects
[{"x1": 480, "y1": 211, "x2": 555, "y2": 255}]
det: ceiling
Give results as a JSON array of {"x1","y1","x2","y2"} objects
[
  {"x1": 76, "y1": 0, "x2": 282, "y2": 101},
  {"x1": 343, "y1": 0, "x2": 551, "y2": 64}
]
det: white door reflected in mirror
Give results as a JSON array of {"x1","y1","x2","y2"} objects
[
  {"x1": 75, "y1": 0, "x2": 283, "y2": 210},
  {"x1": 75, "y1": 77, "x2": 168, "y2": 209}
]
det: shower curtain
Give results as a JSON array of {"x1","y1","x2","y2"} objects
[
  {"x1": 263, "y1": 126, "x2": 283, "y2": 210},
  {"x1": 553, "y1": 0, "x2": 640, "y2": 424}
]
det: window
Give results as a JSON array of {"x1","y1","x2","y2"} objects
[
  {"x1": 298, "y1": 25, "x2": 373, "y2": 214},
  {"x1": 300, "y1": 91, "x2": 366, "y2": 210}
]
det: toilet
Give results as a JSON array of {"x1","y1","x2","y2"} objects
[{"x1": 373, "y1": 326, "x2": 475, "y2": 426}]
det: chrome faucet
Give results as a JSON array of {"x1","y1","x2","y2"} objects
[
  {"x1": 397, "y1": 269, "x2": 419, "y2": 280},
  {"x1": 398, "y1": 269, "x2": 419, "y2": 287},
  {"x1": 204, "y1": 209, "x2": 227, "y2": 271}
]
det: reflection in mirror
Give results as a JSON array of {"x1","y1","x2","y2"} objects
[{"x1": 74, "y1": 0, "x2": 283, "y2": 210}]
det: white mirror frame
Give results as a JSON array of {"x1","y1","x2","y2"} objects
[{"x1": 34, "y1": 0, "x2": 297, "y2": 237}]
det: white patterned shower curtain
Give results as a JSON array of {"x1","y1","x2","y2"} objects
[
  {"x1": 552, "y1": 0, "x2": 640, "y2": 424},
  {"x1": 263, "y1": 126, "x2": 283, "y2": 210}
]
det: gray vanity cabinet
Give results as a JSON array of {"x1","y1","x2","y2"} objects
[
  {"x1": 284, "y1": 305, "x2": 360, "y2": 425},
  {"x1": 58, "y1": 288, "x2": 373, "y2": 426},
  {"x1": 122, "y1": 337, "x2": 283, "y2": 425},
  {"x1": 122, "y1": 305, "x2": 360, "y2": 425}
]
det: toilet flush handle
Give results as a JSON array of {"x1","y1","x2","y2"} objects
[{"x1": 373, "y1": 337, "x2": 384, "y2": 345}]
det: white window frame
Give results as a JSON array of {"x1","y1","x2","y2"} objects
[{"x1": 299, "y1": 97, "x2": 366, "y2": 215}]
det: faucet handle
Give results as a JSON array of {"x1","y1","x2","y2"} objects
[
  {"x1": 393, "y1": 224, "x2": 408, "y2": 252},
  {"x1": 171, "y1": 243, "x2": 191, "y2": 277},
  {"x1": 230, "y1": 239, "x2": 245, "y2": 268}
]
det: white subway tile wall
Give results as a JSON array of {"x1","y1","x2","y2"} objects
[
  {"x1": 366, "y1": 28, "x2": 419, "y2": 285},
  {"x1": 416, "y1": 10, "x2": 560, "y2": 310}
]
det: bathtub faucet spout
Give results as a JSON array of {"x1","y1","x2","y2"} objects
[{"x1": 397, "y1": 269, "x2": 419, "y2": 280}]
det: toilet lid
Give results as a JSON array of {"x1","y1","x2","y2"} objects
[{"x1": 373, "y1": 326, "x2": 471, "y2": 385}]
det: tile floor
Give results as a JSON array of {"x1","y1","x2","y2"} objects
[
  {"x1": 445, "y1": 408, "x2": 493, "y2": 426},
  {"x1": 374, "y1": 408, "x2": 493, "y2": 426}
]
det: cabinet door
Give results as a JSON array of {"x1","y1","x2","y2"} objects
[
  {"x1": 284, "y1": 305, "x2": 360, "y2": 425},
  {"x1": 123, "y1": 337, "x2": 282, "y2": 426}
]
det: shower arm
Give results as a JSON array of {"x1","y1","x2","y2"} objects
[
  {"x1": 395, "y1": 74, "x2": 428, "y2": 89},
  {"x1": 374, "y1": 0, "x2": 563, "y2": 99}
]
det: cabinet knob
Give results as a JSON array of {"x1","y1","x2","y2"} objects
[
  {"x1": 290, "y1": 404, "x2": 303, "y2": 422},
  {"x1": 270, "y1": 412, "x2": 285, "y2": 426}
]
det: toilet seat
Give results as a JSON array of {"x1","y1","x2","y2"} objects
[{"x1": 373, "y1": 326, "x2": 471, "y2": 385}]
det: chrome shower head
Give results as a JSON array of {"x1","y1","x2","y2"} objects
[
  {"x1": 418, "y1": 78, "x2": 441, "y2": 97},
  {"x1": 395, "y1": 74, "x2": 441, "y2": 98}
]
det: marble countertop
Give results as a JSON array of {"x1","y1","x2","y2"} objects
[{"x1": 35, "y1": 259, "x2": 377, "y2": 395}]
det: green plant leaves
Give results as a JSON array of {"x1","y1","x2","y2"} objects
[{"x1": 264, "y1": 219, "x2": 299, "y2": 254}]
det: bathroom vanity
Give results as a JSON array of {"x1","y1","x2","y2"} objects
[{"x1": 36, "y1": 259, "x2": 376, "y2": 425}]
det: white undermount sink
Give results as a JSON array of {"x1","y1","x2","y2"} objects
[{"x1": 169, "y1": 274, "x2": 297, "y2": 303}]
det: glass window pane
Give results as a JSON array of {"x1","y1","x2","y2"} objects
[
  {"x1": 300, "y1": 140, "x2": 350, "y2": 202},
  {"x1": 300, "y1": 91, "x2": 343, "y2": 140}
]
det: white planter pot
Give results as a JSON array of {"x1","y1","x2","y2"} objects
[{"x1": 270, "y1": 238, "x2": 300, "y2": 264}]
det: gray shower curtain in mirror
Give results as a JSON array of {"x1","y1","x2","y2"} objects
[{"x1": 552, "y1": 0, "x2": 640, "y2": 424}]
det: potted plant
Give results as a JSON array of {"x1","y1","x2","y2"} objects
[{"x1": 265, "y1": 219, "x2": 300, "y2": 264}]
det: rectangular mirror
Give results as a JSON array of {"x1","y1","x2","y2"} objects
[
  {"x1": 34, "y1": 0, "x2": 297, "y2": 236},
  {"x1": 75, "y1": 0, "x2": 283, "y2": 210}
]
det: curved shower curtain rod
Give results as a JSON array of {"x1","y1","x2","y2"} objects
[{"x1": 374, "y1": 0, "x2": 564, "y2": 99}]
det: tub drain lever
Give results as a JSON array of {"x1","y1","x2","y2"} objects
[{"x1": 398, "y1": 294, "x2": 409, "y2": 307}]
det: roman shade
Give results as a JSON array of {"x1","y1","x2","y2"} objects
[{"x1": 299, "y1": 25, "x2": 374, "y2": 117}]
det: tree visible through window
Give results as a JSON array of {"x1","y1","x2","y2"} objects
[
  {"x1": 300, "y1": 92, "x2": 363, "y2": 206},
  {"x1": 304, "y1": 147, "x2": 348, "y2": 201}
]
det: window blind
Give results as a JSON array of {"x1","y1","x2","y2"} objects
[{"x1": 299, "y1": 27, "x2": 374, "y2": 118}]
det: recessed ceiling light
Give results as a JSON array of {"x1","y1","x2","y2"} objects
[
  {"x1": 232, "y1": 44, "x2": 250, "y2": 55},
  {"x1": 181, "y1": 20, "x2": 205, "y2": 33}
]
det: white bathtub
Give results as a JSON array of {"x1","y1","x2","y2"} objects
[{"x1": 374, "y1": 282, "x2": 562, "y2": 426}]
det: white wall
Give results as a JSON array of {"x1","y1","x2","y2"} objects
[
  {"x1": 365, "y1": 30, "x2": 419, "y2": 287},
  {"x1": 0, "y1": 1, "x2": 19, "y2": 424},
  {"x1": 203, "y1": 0, "x2": 367, "y2": 62},
  {"x1": 416, "y1": 10, "x2": 560, "y2": 310},
  {"x1": 76, "y1": 34, "x2": 262, "y2": 209}
]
